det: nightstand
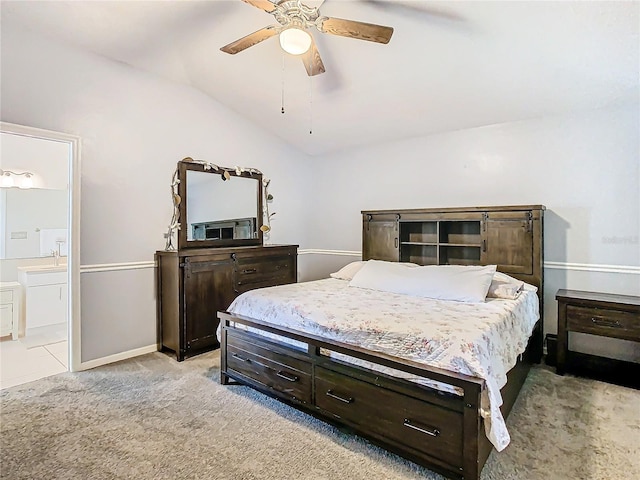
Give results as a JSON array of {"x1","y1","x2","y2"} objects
[{"x1": 556, "y1": 289, "x2": 640, "y2": 387}]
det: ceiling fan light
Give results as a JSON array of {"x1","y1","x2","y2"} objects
[{"x1": 279, "y1": 28, "x2": 311, "y2": 55}]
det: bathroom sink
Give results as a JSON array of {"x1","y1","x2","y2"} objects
[
  {"x1": 18, "y1": 266, "x2": 67, "y2": 289},
  {"x1": 17, "y1": 265, "x2": 67, "y2": 274}
]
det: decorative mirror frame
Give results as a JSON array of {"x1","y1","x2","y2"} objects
[{"x1": 173, "y1": 158, "x2": 264, "y2": 250}]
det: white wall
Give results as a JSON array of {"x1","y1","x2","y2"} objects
[
  {"x1": 1, "y1": 23, "x2": 311, "y2": 363},
  {"x1": 300, "y1": 104, "x2": 640, "y2": 361}
]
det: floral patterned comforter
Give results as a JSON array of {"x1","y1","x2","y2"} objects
[{"x1": 226, "y1": 278, "x2": 539, "y2": 451}]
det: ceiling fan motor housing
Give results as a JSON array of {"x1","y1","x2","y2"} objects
[{"x1": 273, "y1": 0, "x2": 321, "y2": 30}]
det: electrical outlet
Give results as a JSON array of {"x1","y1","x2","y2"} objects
[{"x1": 10, "y1": 231, "x2": 27, "y2": 240}]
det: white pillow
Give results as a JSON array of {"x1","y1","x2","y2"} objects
[
  {"x1": 330, "y1": 261, "x2": 366, "y2": 280},
  {"x1": 488, "y1": 271, "x2": 537, "y2": 298},
  {"x1": 487, "y1": 278, "x2": 524, "y2": 299},
  {"x1": 349, "y1": 261, "x2": 497, "y2": 303},
  {"x1": 330, "y1": 260, "x2": 418, "y2": 281}
]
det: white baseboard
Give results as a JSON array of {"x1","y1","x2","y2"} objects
[{"x1": 76, "y1": 344, "x2": 158, "y2": 371}]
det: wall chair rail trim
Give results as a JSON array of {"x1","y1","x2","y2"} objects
[
  {"x1": 80, "y1": 261, "x2": 156, "y2": 274},
  {"x1": 543, "y1": 261, "x2": 640, "y2": 275},
  {"x1": 79, "y1": 256, "x2": 640, "y2": 276},
  {"x1": 298, "y1": 249, "x2": 361, "y2": 257},
  {"x1": 299, "y1": 250, "x2": 639, "y2": 275}
]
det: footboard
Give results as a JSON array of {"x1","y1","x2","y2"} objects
[{"x1": 218, "y1": 311, "x2": 509, "y2": 480}]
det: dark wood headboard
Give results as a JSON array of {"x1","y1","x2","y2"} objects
[{"x1": 361, "y1": 204, "x2": 545, "y2": 361}]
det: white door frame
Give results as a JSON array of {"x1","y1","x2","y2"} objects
[{"x1": 0, "y1": 121, "x2": 81, "y2": 372}]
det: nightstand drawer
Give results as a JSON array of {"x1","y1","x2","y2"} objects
[{"x1": 566, "y1": 305, "x2": 640, "y2": 342}]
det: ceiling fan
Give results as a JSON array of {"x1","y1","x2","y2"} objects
[{"x1": 220, "y1": 0, "x2": 394, "y2": 76}]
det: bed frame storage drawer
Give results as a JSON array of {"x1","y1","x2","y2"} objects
[
  {"x1": 226, "y1": 334, "x2": 312, "y2": 404},
  {"x1": 315, "y1": 366, "x2": 464, "y2": 470}
]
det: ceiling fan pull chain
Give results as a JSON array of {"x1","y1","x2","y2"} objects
[
  {"x1": 309, "y1": 56, "x2": 313, "y2": 134},
  {"x1": 281, "y1": 52, "x2": 285, "y2": 114}
]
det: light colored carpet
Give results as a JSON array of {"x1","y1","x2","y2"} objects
[{"x1": 1, "y1": 351, "x2": 638, "y2": 480}]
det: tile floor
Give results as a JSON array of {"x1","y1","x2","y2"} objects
[{"x1": 0, "y1": 324, "x2": 68, "y2": 390}]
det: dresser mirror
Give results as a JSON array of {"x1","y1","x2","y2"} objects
[{"x1": 177, "y1": 160, "x2": 263, "y2": 249}]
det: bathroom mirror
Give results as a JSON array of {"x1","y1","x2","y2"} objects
[{"x1": 177, "y1": 160, "x2": 263, "y2": 249}]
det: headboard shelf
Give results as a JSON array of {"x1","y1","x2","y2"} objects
[{"x1": 362, "y1": 204, "x2": 546, "y2": 361}]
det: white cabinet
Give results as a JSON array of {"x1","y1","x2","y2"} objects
[
  {"x1": 17, "y1": 267, "x2": 68, "y2": 331},
  {"x1": 0, "y1": 282, "x2": 20, "y2": 340}
]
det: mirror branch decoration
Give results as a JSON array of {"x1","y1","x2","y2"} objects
[
  {"x1": 261, "y1": 178, "x2": 276, "y2": 237},
  {"x1": 164, "y1": 167, "x2": 181, "y2": 250},
  {"x1": 164, "y1": 157, "x2": 268, "y2": 250}
]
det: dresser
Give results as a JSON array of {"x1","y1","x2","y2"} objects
[
  {"x1": 156, "y1": 245, "x2": 297, "y2": 361},
  {"x1": 556, "y1": 289, "x2": 640, "y2": 386}
]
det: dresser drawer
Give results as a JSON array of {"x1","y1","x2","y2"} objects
[
  {"x1": 566, "y1": 305, "x2": 640, "y2": 342},
  {"x1": 0, "y1": 304, "x2": 13, "y2": 331},
  {"x1": 0, "y1": 290, "x2": 13, "y2": 303},
  {"x1": 315, "y1": 367, "x2": 463, "y2": 469},
  {"x1": 226, "y1": 334, "x2": 312, "y2": 404},
  {"x1": 234, "y1": 255, "x2": 294, "y2": 291}
]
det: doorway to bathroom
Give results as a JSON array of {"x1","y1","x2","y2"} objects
[{"x1": 0, "y1": 122, "x2": 80, "y2": 389}]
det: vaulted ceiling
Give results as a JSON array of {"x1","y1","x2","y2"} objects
[{"x1": 2, "y1": 1, "x2": 638, "y2": 155}]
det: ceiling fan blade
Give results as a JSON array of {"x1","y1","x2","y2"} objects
[
  {"x1": 318, "y1": 17, "x2": 393, "y2": 44},
  {"x1": 240, "y1": 0, "x2": 277, "y2": 14},
  {"x1": 220, "y1": 25, "x2": 279, "y2": 54},
  {"x1": 300, "y1": 36, "x2": 325, "y2": 76}
]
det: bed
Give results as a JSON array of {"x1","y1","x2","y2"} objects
[{"x1": 218, "y1": 205, "x2": 544, "y2": 480}]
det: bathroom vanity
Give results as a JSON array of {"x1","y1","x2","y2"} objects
[
  {"x1": 0, "y1": 282, "x2": 21, "y2": 340},
  {"x1": 17, "y1": 265, "x2": 68, "y2": 332}
]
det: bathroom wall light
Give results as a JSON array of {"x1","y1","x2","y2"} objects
[{"x1": 0, "y1": 169, "x2": 35, "y2": 189}]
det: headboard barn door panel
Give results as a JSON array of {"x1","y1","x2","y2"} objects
[
  {"x1": 363, "y1": 213, "x2": 400, "y2": 262},
  {"x1": 482, "y1": 210, "x2": 534, "y2": 275}
]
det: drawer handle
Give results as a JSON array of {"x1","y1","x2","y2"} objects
[
  {"x1": 326, "y1": 390, "x2": 354, "y2": 404},
  {"x1": 403, "y1": 419, "x2": 440, "y2": 437},
  {"x1": 232, "y1": 353, "x2": 250, "y2": 363},
  {"x1": 242, "y1": 268, "x2": 257, "y2": 274},
  {"x1": 591, "y1": 317, "x2": 621, "y2": 328},
  {"x1": 276, "y1": 371, "x2": 299, "y2": 382}
]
